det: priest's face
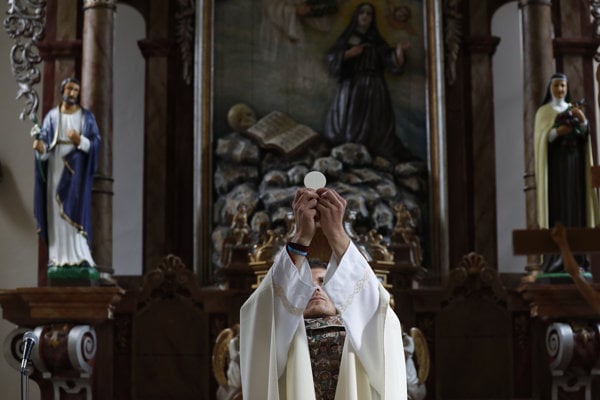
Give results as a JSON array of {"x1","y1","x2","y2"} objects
[{"x1": 304, "y1": 267, "x2": 337, "y2": 318}]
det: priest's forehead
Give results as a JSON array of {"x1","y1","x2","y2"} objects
[
  {"x1": 310, "y1": 266, "x2": 326, "y2": 286},
  {"x1": 308, "y1": 259, "x2": 327, "y2": 269}
]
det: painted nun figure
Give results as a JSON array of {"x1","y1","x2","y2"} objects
[{"x1": 324, "y1": 2, "x2": 413, "y2": 163}]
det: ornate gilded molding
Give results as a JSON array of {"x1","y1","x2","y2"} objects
[
  {"x1": 249, "y1": 229, "x2": 283, "y2": 265},
  {"x1": 175, "y1": 0, "x2": 195, "y2": 85},
  {"x1": 443, "y1": 0, "x2": 463, "y2": 86},
  {"x1": 3, "y1": 0, "x2": 46, "y2": 121},
  {"x1": 362, "y1": 229, "x2": 394, "y2": 262}
]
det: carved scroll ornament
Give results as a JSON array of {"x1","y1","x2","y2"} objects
[{"x1": 3, "y1": 0, "x2": 46, "y2": 121}]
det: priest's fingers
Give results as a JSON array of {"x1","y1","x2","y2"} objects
[
  {"x1": 316, "y1": 189, "x2": 348, "y2": 248},
  {"x1": 292, "y1": 189, "x2": 318, "y2": 245}
]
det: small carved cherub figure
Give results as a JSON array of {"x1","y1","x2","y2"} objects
[
  {"x1": 221, "y1": 203, "x2": 253, "y2": 268},
  {"x1": 393, "y1": 204, "x2": 414, "y2": 239},
  {"x1": 392, "y1": 203, "x2": 422, "y2": 266},
  {"x1": 230, "y1": 203, "x2": 251, "y2": 246},
  {"x1": 214, "y1": 324, "x2": 242, "y2": 400}
]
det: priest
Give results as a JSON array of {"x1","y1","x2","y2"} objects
[{"x1": 240, "y1": 187, "x2": 407, "y2": 399}]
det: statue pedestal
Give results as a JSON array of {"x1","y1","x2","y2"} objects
[
  {"x1": 0, "y1": 286, "x2": 124, "y2": 400},
  {"x1": 519, "y1": 283, "x2": 600, "y2": 400}
]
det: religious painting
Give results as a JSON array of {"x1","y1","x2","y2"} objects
[{"x1": 195, "y1": 0, "x2": 446, "y2": 282}]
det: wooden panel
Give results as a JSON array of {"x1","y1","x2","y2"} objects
[
  {"x1": 132, "y1": 298, "x2": 209, "y2": 399},
  {"x1": 435, "y1": 297, "x2": 511, "y2": 399}
]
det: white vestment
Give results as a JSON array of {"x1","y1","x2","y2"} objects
[{"x1": 240, "y1": 242, "x2": 407, "y2": 400}]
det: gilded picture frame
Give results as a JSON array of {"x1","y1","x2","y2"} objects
[{"x1": 194, "y1": 0, "x2": 448, "y2": 283}]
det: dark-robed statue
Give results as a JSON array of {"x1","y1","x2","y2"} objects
[
  {"x1": 534, "y1": 72, "x2": 599, "y2": 273},
  {"x1": 324, "y1": 2, "x2": 413, "y2": 163}
]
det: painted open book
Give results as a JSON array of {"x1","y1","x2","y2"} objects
[{"x1": 244, "y1": 111, "x2": 320, "y2": 157}]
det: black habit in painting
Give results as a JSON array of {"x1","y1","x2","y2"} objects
[{"x1": 324, "y1": 2, "x2": 413, "y2": 163}]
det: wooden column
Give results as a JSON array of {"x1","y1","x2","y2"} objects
[
  {"x1": 519, "y1": 0, "x2": 554, "y2": 275},
  {"x1": 81, "y1": 0, "x2": 116, "y2": 280},
  {"x1": 469, "y1": 35, "x2": 500, "y2": 268},
  {"x1": 139, "y1": 0, "x2": 171, "y2": 274},
  {"x1": 554, "y1": 0, "x2": 599, "y2": 157}
]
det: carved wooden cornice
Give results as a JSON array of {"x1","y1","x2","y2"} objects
[
  {"x1": 0, "y1": 287, "x2": 124, "y2": 326},
  {"x1": 444, "y1": 252, "x2": 508, "y2": 306},
  {"x1": 554, "y1": 37, "x2": 600, "y2": 57},
  {"x1": 138, "y1": 254, "x2": 203, "y2": 308}
]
